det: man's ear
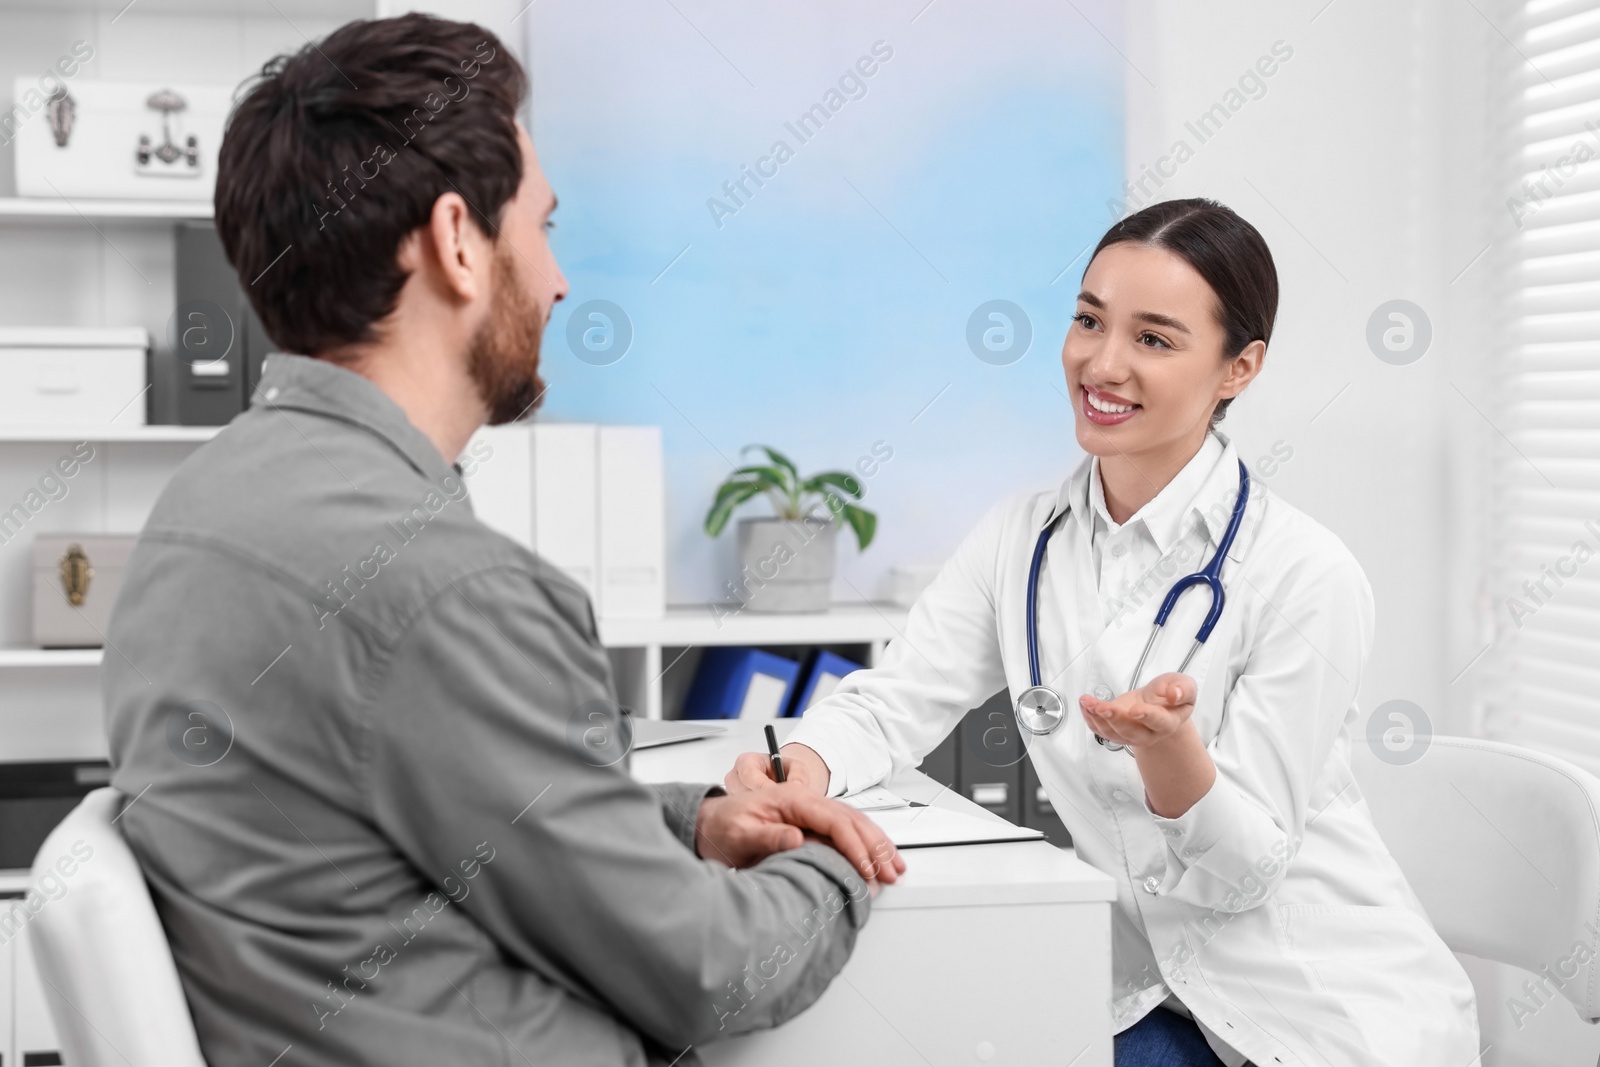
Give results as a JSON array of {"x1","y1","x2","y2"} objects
[
  {"x1": 419, "y1": 192, "x2": 487, "y2": 304},
  {"x1": 1219, "y1": 338, "x2": 1266, "y2": 400}
]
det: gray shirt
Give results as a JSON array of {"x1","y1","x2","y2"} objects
[{"x1": 104, "y1": 353, "x2": 870, "y2": 1067}]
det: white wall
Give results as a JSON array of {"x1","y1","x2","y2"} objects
[
  {"x1": 1127, "y1": 0, "x2": 1483, "y2": 736},
  {"x1": 1129, "y1": 1, "x2": 1590, "y2": 1063}
]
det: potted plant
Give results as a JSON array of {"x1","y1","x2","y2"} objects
[{"x1": 704, "y1": 445, "x2": 877, "y2": 613}]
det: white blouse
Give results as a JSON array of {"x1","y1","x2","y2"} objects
[{"x1": 788, "y1": 433, "x2": 1478, "y2": 1067}]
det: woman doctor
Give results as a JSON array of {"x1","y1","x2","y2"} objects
[{"x1": 726, "y1": 199, "x2": 1478, "y2": 1066}]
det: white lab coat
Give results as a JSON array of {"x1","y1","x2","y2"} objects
[{"x1": 789, "y1": 433, "x2": 1478, "y2": 1067}]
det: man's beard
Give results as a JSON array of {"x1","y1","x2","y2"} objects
[{"x1": 468, "y1": 243, "x2": 547, "y2": 426}]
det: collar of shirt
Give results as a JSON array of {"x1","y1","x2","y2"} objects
[
  {"x1": 1046, "y1": 432, "x2": 1234, "y2": 556},
  {"x1": 251, "y1": 353, "x2": 464, "y2": 486}
]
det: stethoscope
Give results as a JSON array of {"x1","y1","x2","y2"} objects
[{"x1": 1014, "y1": 460, "x2": 1251, "y2": 748}]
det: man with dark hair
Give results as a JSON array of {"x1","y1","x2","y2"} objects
[{"x1": 103, "y1": 14, "x2": 901, "y2": 1066}]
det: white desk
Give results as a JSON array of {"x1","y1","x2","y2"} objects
[{"x1": 630, "y1": 720, "x2": 1118, "y2": 1067}]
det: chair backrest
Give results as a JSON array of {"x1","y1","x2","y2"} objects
[
  {"x1": 1355, "y1": 735, "x2": 1600, "y2": 1023},
  {"x1": 24, "y1": 787, "x2": 207, "y2": 1067}
]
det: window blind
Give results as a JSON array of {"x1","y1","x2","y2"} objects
[{"x1": 1489, "y1": 0, "x2": 1600, "y2": 772}]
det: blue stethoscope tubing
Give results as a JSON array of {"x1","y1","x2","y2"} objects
[{"x1": 1014, "y1": 459, "x2": 1252, "y2": 743}]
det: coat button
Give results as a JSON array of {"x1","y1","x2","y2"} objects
[
  {"x1": 1163, "y1": 828, "x2": 1181, "y2": 838},
  {"x1": 1110, "y1": 789, "x2": 1130, "y2": 803},
  {"x1": 1111, "y1": 543, "x2": 1127, "y2": 558},
  {"x1": 1093, "y1": 684, "x2": 1114, "y2": 700},
  {"x1": 1142, "y1": 876, "x2": 1160, "y2": 894}
]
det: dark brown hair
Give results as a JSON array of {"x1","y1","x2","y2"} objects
[
  {"x1": 215, "y1": 14, "x2": 527, "y2": 357},
  {"x1": 1086, "y1": 198, "x2": 1277, "y2": 425}
]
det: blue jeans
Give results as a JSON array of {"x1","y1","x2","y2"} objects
[{"x1": 1115, "y1": 1006, "x2": 1230, "y2": 1067}]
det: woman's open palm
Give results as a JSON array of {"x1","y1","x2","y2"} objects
[{"x1": 1078, "y1": 672, "x2": 1197, "y2": 750}]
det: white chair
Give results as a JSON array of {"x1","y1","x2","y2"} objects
[
  {"x1": 1357, "y1": 735, "x2": 1600, "y2": 1058},
  {"x1": 26, "y1": 787, "x2": 207, "y2": 1067}
]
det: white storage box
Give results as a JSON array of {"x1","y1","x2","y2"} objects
[
  {"x1": 463, "y1": 423, "x2": 600, "y2": 603},
  {"x1": 597, "y1": 425, "x2": 665, "y2": 619},
  {"x1": 462, "y1": 422, "x2": 662, "y2": 618},
  {"x1": 0, "y1": 328, "x2": 148, "y2": 426},
  {"x1": 13, "y1": 79, "x2": 232, "y2": 201}
]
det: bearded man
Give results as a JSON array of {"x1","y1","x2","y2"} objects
[{"x1": 102, "y1": 14, "x2": 899, "y2": 1067}]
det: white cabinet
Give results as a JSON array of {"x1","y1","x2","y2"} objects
[
  {"x1": 13, "y1": 921, "x2": 61, "y2": 1066},
  {"x1": 0, "y1": 924, "x2": 13, "y2": 1067},
  {"x1": 0, "y1": 877, "x2": 63, "y2": 1067}
]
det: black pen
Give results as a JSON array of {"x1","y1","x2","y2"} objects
[{"x1": 764, "y1": 723, "x2": 787, "y2": 784}]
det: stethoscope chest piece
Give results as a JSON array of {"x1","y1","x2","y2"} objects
[{"x1": 1015, "y1": 685, "x2": 1065, "y2": 735}]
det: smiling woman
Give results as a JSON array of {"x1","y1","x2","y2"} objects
[
  {"x1": 727, "y1": 198, "x2": 1481, "y2": 1066},
  {"x1": 1066, "y1": 198, "x2": 1277, "y2": 523}
]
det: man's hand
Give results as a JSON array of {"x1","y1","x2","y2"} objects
[
  {"x1": 694, "y1": 782, "x2": 905, "y2": 887},
  {"x1": 1079, "y1": 672, "x2": 1197, "y2": 751},
  {"x1": 725, "y1": 742, "x2": 829, "y2": 795}
]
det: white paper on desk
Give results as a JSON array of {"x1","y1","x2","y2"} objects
[
  {"x1": 868, "y1": 805, "x2": 1045, "y2": 849},
  {"x1": 839, "y1": 786, "x2": 910, "y2": 812}
]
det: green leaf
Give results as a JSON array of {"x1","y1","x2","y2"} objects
[
  {"x1": 711, "y1": 469, "x2": 782, "y2": 509},
  {"x1": 728, "y1": 465, "x2": 788, "y2": 492},
  {"x1": 704, "y1": 480, "x2": 766, "y2": 538},
  {"x1": 802, "y1": 470, "x2": 864, "y2": 499},
  {"x1": 743, "y1": 445, "x2": 800, "y2": 495},
  {"x1": 814, "y1": 490, "x2": 848, "y2": 518},
  {"x1": 732, "y1": 468, "x2": 798, "y2": 519},
  {"x1": 715, "y1": 446, "x2": 884, "y2": 536},
  {"x1": 840, "y1": 503, "x2": 877, "y2": 551}
]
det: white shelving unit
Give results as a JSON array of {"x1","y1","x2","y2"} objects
[
  {"x1": 0, "y1": 425, "x2": 220, "y2": 443},
  {"x1": 0, "y1": 429, "x2": 214, "y2": 762},
  {"x1": 0, "y1": 0, "x2": 372, "y2": 13},
  {"x1": 0, "y1": 649, "x2": 102, "y2": 668},
  {"x1": 604, "y1": 602, "x2": 909, "y2": 721},
  {"x1": 0, "y1": 197, "x2": 213, "y2": 222},
  {"x1": 599, "y1": 601, "x2": 908, "y2": 649},
  {"x1": 0, "y1": 601, "x2": 912, "y2": 726}
]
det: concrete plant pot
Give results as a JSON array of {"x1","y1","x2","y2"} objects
[{"x1": 735, "y1": 515, "x2": 837, "y2": 613}]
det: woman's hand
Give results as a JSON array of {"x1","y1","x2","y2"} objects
[
  {"x1": 724, "y1": 741, "x2": 830, "y2": 795},
  {"x1": 1078, "y1": 672, "x2": 1197, "y2": 750},
  {"x1": 694, "y1": 782, "x2": 905, "y2": 887},
  {"x1": 1080, "y1": 672, "x2": 1216, "y2": 818}
]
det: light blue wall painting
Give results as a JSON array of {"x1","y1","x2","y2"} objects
[{"x1": 526, "y1": 0, "x2": 1123, "y2": 604}]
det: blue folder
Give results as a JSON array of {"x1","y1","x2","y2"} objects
[
  {"x1": 786, "y1": 649, "x2": 863, "y2": 717},
  {"x1": 682, "y1": 647, "x2": 800, "y2": 719}
]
